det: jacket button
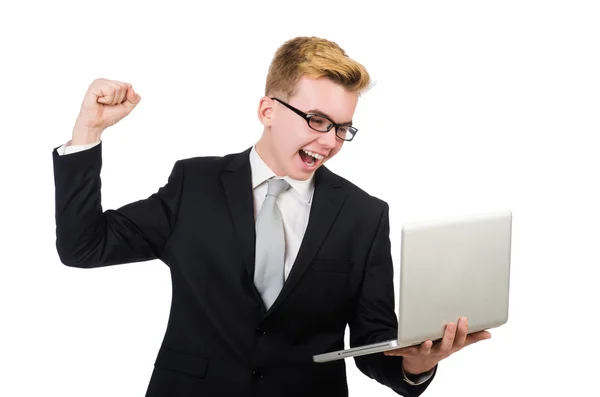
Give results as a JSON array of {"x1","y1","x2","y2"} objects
[
  {"x1": 252, "y1": 369, "x2": 264, "y2": 380},
  {"x1": 256, "y1": 327, "x2": 267, "y2": 335}
]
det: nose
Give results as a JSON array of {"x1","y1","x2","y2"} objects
[{"x1": 317, "y1": 128, "x2": 338, "y2": 149}]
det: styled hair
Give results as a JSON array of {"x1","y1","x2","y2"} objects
[{"x1": 265, "y1": 36, "x2": 372, "y2": 99}]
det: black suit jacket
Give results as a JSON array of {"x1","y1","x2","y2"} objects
[{"x1": 52, "y1": 142, "x2": 435, "y2": 397}]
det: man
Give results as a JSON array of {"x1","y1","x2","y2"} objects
[{"x1": 52, "y1": 36, "x2": 490, "y2": 397}]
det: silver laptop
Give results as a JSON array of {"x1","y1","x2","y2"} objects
[{"x1": 313, "y1": 210, "x2": 512, "y2": 363}]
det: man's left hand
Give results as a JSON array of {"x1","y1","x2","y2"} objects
[{"x1": 384, "y1": 316, "x2": 491, "y2": 376}]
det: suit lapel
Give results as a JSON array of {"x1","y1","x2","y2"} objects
[
  {"x1": 221, "y1": 150, "x2": 348, "y2": 315},
  {"x1": 266, "y1": 166, "x2": 347, "y2": 316},
  {"x1": 221, "y1": 148, "x2": 258, "y2": 290}
]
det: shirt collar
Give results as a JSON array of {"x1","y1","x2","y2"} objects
[{"x1": 249, "y1": 145, "x2": 315, "y2": 203}]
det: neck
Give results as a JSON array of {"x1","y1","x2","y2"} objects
[{"x1": 255, "y1": 137, "x2": 285, "y2": 177}]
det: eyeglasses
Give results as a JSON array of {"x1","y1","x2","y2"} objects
[{"x1": 271, "y1": 97, "x2": 358, "y2": 142}]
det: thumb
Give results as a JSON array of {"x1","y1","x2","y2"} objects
[
  {"x1": 123, "y1": 86, "x2": 142, "y2": 107},
  {"x1": 115, "y1": 87, "x2": 141, "y2": 121}
]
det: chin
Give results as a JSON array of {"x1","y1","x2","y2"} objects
[{"x1": 287, "y1": 168, "x2": 314, "y2": 181}]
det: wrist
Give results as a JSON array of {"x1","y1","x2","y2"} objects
[
  {"x1": 402, "y1": 357, "x2": 434, "y2": 376},
  {"x1": 72, "y1": 120, "x2": 103, "y2": 145},
  {"x1": 402, "y1": 362, "x2": 435, "y2": 386}
]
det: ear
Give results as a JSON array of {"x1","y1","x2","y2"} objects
[{"x1": 257, "y1": 96, "x2": 274, "y2": 127}]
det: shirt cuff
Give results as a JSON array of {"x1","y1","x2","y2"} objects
[
  {"x1": 56, "y1": 140, "x2": 101, "y2": 156},
  {"x1": 401, "y1": 364, "x2": 435, "y2": 386}
]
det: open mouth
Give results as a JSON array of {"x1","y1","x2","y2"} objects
[{"x1": 299, "y1": 149, "x2": 325, "y2": 167}]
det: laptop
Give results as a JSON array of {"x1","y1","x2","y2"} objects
[{"x1": 312, "y1": 210, "x2": 512, "y2": 363}]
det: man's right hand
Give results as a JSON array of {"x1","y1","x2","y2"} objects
[{"x1": 71, "y1": 78, "x2": 142, "y2": 145}]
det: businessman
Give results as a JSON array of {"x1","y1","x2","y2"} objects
[{"x1": 52, "y1": 36, "x2": 491, "y2": 396}]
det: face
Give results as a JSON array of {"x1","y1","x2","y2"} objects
[{"x1": 256, "y1": 76, "x2": 359, "y2": 180}]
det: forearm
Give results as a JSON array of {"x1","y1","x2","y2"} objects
[
  {"x1": 53, "y1": 141, "x2": 111, "y2": 267},
  {"x1": 52, "y1": 141, "x2": 184, "y2": 268},
  {"x1": 53, "y1": 142, "x2": 157, "y2": 267}
]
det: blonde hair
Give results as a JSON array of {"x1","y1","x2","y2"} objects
[{"x1": 265, "y1": 36, "x2": 372, "y2": 99}]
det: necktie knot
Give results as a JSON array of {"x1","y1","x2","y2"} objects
[{"x1": 266, "y1": 178, "x2": 290, "y2": 199}]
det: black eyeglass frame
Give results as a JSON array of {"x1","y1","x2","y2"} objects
[{"x1": 271, "y1": 97, "x2": 358, "y2": 142}]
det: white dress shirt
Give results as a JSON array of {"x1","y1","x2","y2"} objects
[
  {"x1": 249, "y1": 146, "x2": 314, "y2": 280},
  {"x1": 56, "y1": 140, "x2": 101, "y2": 155},
  {"x1": 56, "y1": 139, "x2": 433, "y2": 385}
]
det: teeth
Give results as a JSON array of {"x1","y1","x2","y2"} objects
[{"x1": 302, "y1": 149, "x2": 324, "y2": 161}]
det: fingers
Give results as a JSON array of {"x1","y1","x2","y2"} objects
[
  {"x1": 77, "y1": 78, "x2": 142, "y2": 131},
  {"x1": 94, "y1": 82, "x2": 114, "y2": 105},
  {"x1": 106, "y1": 81, "x2": 128, "y2": 105},
  {"x1": 438, "y1": 322, "x2": 457, "y2": 354},
  {"x1": 92, "y1": 79, "x2": 134, "y2": 106},
  {"x1": 465, "y1": 330, "x2": 492, "y2": 347},
  {"x1": 420, "y1": 340, "x2": 433, "y2": 355},
  {"x1": 453, "y1": 317, "x2": 469, "y2": 348},
  {"x1": 109, "y1": 81, "x2": 126, "y2": 105},
  {"x1": 383, "y1": 320, "x2": 490, "y2": 359},
  {"x1": 123, "y1": 84, "x2": 142, "y2": 108},
  {"x1": 383, "y1": 345, "x2": 419, "y2": 357}
]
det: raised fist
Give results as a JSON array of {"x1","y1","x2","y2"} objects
[{"x1": 71, "y1": 78, "x2": 141, "y2": 144}]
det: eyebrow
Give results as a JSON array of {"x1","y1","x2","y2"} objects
[{"x1": 306, "y1": 108, "x2": 353, "y2": 126}]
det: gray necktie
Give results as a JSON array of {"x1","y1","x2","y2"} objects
[{"x1": 254, "y1": 178, "x2": 290, "y2": 310}]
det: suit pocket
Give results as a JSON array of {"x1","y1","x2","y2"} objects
[
  {"x1": 154, "y1": 346, "x2": 209, "y2": 379},
  {"x1": 311, "y1": 260, "x2": 354, "y2": 273}
]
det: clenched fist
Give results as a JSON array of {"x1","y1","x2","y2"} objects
[{"x1": 71, "y1": 78, "x2": 142, "y2": 145}]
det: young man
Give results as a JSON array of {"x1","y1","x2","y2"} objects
[{"x1": 52, "y1": 36, "x2": 490, "y2": 397}]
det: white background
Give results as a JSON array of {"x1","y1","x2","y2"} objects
[{"x1": 1, "y1": 0, "x2": 598, "y2": 396}]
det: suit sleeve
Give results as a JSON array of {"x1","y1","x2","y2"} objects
[
  {"x1": 52, "y1": 141, "x2": 184, "y2": 268},
  {"x1": 349, "y1": 202, "x2": 436, "y2": 397},
  {"x1": 56, "y1": 140, "x2": 101, "y2": 155}
]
